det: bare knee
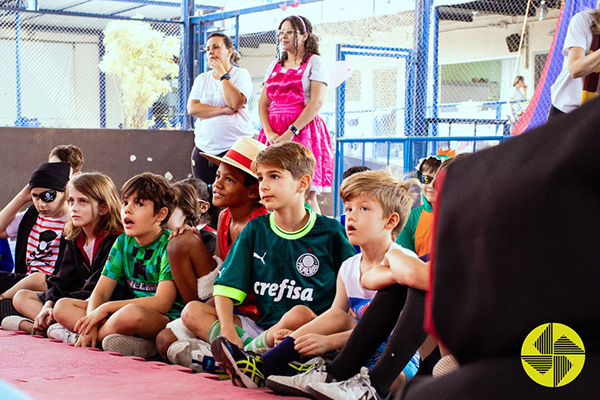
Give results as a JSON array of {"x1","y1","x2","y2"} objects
[
  {"x1": 109, "y1": 304, "x2": 147, "y2": 332},
  {"x1": 156, "y1": 328, "x2": 177, "y2": 360},
  {"x1": 12, "y1": 289, "x2": 35, "y2": 311},
  {"x1": 53, "y1": 298, "x2": 75, "y2": 325},
  {"x1": 181, "y1": 301, "x2": 214, "y2": 337},
  {"x1": 284, "y1": 305, "x2": 316, "y2": 328},
  {"x1": 167, "y1": 232, "x2": 199, "y2": 266}
]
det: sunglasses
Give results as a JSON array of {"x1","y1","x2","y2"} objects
[
  {"x1": 277, "y1": 29, "x2": 297, "y2": 37},
  {"x1": 32, "y1": 189, "x2": 57, "y2": 203},
  {"x1": 419, "y1": 175, "x2": 435, "y2": 185}
]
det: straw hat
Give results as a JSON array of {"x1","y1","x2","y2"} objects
[{"x1": 201, "y1": 137, "x2": 267, "y2": 177}]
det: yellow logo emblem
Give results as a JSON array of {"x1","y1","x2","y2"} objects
[{"x1": 521, "y1": 323, "x2": 585, "y2": 387}]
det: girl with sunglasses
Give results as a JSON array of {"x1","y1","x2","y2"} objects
[
  {"x1": 3, "y1": 173, "x2": 127, "y2": 337},
  {"x1": 257, "y1": 15, "x2": 333, "y2": 214},
  {"x1": 395, "y1": 151, "x2": 454, "y2": 259}
]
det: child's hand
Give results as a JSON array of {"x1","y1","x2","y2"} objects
[
  {"x1": 75, "y1": 325, "x2": 98, "y2": 348},
  {"x1": 293, "y1": 333, "x2": 331, "y2": 356},
  {"x1": 33, "y1": 306, "x2": 54, "y2": 332},
  {"x1": 74, "y1": 305, "x2": 109, "y2": 335},
  {"x1": 16, "y1": 184, "x2": 32, "y2": 205},
  {"x1": 169, "y1": 225, "x2": 197, "y2": 239},
  {"x1": 272, "y1": 329, "x2": 293, "y2": 346}
]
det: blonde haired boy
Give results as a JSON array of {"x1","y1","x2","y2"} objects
[{"x1": 212, "y1": 169, "x2": 421, "y2": 390}]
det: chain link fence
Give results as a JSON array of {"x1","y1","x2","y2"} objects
[{"x1": 0, "y1": 8, "x2": 184, "y2": 129}]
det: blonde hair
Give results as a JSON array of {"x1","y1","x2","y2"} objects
[
  {"x1": 340, "y1": 170, "x2": 417, "y2": 240},
  {"x1": 253, "y1": 142, "x2": 315, "y2": 193},
  {"x1": 591, "y1": 7, "x2": 600, "y2": 35},
  {"x1": 63, "y1": 172, "x2": 123, "y2": 241}
]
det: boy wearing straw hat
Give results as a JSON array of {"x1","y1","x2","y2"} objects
[{"x1": 157, "y1": 137, "x2": 270, "y2": 371}]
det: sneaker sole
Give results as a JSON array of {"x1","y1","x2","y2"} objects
[
  {"x1": 266, "y1": 378, "x2": 316, "y2": 399},
  {"x1": 307, "y1": 385, "x2": 336, "y2": 400},
  {"x1": 211, "y1": 338, "x2": 259, "y2": 389}
]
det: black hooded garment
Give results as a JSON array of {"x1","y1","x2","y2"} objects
[{"x1": 399, "y1": 97, "x2": 600, "y2": 399}]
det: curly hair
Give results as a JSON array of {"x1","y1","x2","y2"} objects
[{"x1": 278, "y1": 15, "x2": 320, "y2": 67}]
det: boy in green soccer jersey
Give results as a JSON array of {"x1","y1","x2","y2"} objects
[
  {"x1": 205, "y1": 142, "x2": 355, "y2": 382},
  {"x1": 51, "y1": 173, "x2": 182, "y2": 358}
]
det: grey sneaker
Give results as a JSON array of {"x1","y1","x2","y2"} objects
[
  {"x1": 266, "y1": 357, "x2": 327, "y2": 397},
  {"x1": 102, "y1": 333, "x2": 157, "y2": 358},
  {"x1": 307, "y1": 367, "x2": 382, "y2": 400},
  {"x1": 47, "y1": 323, "x2": 79, "y2": 344},
  {"x1": 167, "y1": 338, "x2": 221, "y2": 373}
]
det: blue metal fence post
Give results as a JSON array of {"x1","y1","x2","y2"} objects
[
  {"x1": 334, "y1": 44, "x2": 345, "y2": 218},
  {"x1": 410, "y1": 0, "x2": 433, "y2": 172},
  {"x1": 15, "y1": 11, "x2": 23, "y2": 127},
  {"x1": 179, "y1": 0, "x2": 194, "y2": 130},
  {"x1": 99, "y1": 32, "x2": 106, "y2": 128},
  {"x1": 431, "y1": 6, "x2": 439, "y2": 137}
]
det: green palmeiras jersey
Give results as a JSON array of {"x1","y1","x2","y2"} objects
[{"x1": 213, "y1": 209, "x2": 356, "y2": 329}]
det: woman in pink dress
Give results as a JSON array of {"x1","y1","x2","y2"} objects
[{"x1": 257, "y1": 15, "x2": 333, "y2": 214}]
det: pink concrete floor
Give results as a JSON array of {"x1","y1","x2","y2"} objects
[{"x1": 0, "y1": 328, "x2": 298, "y2": 400}]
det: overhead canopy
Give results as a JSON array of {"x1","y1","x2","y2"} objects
[{"x1": 1, "y1": 0, "x2": 223, "y2": 21}]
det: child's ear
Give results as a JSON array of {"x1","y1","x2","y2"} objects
[
  {"x1": 297, "y1": 174, "x2": 312, "y2": 194},
  {"x1": 98, "y1": 203, "x2": 109, "y2": 216},
  {"x1": 386, "y1": 212, "x2": 400, "y2": 231},
  {"x1": 248, "y1": 183, "x2": 260, "y2": 199},
  {"x1": 155, "y1": 206, "x2": 169, "y2": 223},
  {"x1": 199, "y1": 201, "x2": 210, "y2": 214}
]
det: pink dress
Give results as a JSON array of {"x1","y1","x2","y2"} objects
[{"x1": 257, "y1": 56, "x2": 333, "y2": 192}]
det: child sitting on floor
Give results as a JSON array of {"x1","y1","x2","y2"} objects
[
  {"x1": 156, "y1": 137, "x2": 269, "y2": 370},
  {"x1": 0, "y1": 162, "x2": 71, "y2": 303},
  {"x1": 3, "y1": 173, "x2": 126, "y2": 336},
  {"x1": 205, "y1": 142, "x2": 355, "y2": 387},
  {"x1": 51, "y1": 173, "x2": 181, "y2": 358},
  {"x1": 211, "y1": 170, "x2": 420, "y2": 390}
]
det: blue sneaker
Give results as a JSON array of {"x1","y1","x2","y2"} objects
[{"x1": 211, "y1": 336, "x2": 266, "y2": 388}]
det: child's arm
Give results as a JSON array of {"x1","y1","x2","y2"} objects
[
  {"x1": 0, "y1": 185, "x2": 31, "y2": 238},
  {"x1": 294, "y1": 330, "x2": 354, "y2": 356},
  {"x1": 284, "y1": 275, "x2": 353, "y2": 355},
  {"x1": 214, "y1": 295, "x2": 243, "y2": 348},
  {"x1": 360, "y1": 264, "x2": 397, "y2": 291},
  {"x1": 361, "y1": 250, "x2": 430, "y2": 291},
  {"x1": 387, "y1": 250, "x2": 430, "y2": 291}
]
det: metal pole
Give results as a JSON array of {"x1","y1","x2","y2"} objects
[
  {"x1": 431, "y1": 6, "x2": 439, "y2": 137},
  {"x1": 99, "y1": 32, "x2": 106, "y2": 128},
  {"x1": 179, "y1": 0, "x2": 194, "y2": 130},
  {"x1": 15, "y1": 11, "x2": 23, "y2": 127},
  {"x1": 411, "y1": 0, "x2": 433, "y2": 169}
]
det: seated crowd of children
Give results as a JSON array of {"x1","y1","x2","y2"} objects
[{"x1": 0, "y1": 140, "x2": 455, "y2": 399}]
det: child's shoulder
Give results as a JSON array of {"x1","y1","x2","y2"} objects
[
  {"x1": 314, "y1": 213, "x2": 345, "y2": 231},
  {"x1": 389, "y1": 242, "x2": 418, "y2": 259}
]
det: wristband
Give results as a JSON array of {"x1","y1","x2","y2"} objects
[{"x1": 289, "y1": 124, "x2": 299, "y2": 135}]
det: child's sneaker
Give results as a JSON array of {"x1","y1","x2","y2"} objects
[
  {"x1": 265, "y1": 357, "x2": 328, "y2": 397},
  {"x1": 307, "y1": 367, "x2": 383, "y2": 400},
  {"x1": 102, "y1": 333, "x2": 157, "y2": 358},
  {"x1": 47, "y1": 323, "x2": 79, "y2": 343},
  {"x1": 167, "y1": 338, "x2": 221, "y2": 373},
  {"x1": 1, "y1": 316, "x2": 33, "y2": 333},
  {"x1": 210, "y1": 336, "x2": 266, "y2": 388}
]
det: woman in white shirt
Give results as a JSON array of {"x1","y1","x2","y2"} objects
[
  {"x1": 188, "y1": 33, "x2": 255, "y2": 184},
  {"x1": 549, "y1": 6, "x2": 600, "y2": 120}
]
